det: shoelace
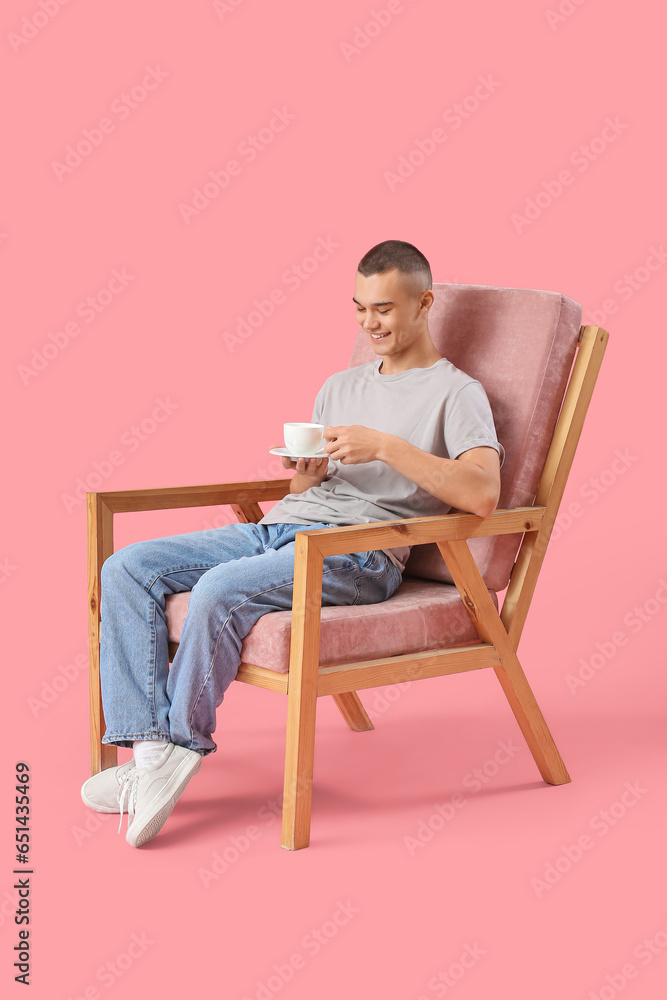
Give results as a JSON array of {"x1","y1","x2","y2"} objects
[{"x1": 117, "y1": 767, "x2": 141, "y2": 834}]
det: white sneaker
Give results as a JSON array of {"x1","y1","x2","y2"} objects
[
  {"x1": 81, "y1": 760, "x2": 137, "y2": 813},
  {"x1": 117, "y1": 743, "x2": 202, "y2": 848}
]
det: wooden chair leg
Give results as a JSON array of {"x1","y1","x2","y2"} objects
[
  {"x1": 90, "y1": 670, "x2": 117, "y2": 774},
  {"x1": 87, "y1": 493, "x2": 117, "y2": 775},
  {"x1": 88, "y1": 604, "x2": 117, "y2": 774},
  {"x1": 281, "y1": 535, "x2": 323, "y2": 850},
  {"x1": 331, "y1": 692, "x2": 375, "y2": 731},
  {"x1": 281, "y1": 676, "x2": 318, "y2": 850},
  {"x1": 439, "y1": 538, "x2": 570, "y2": 786},
  {"x1": 490, "y1": 647, "x2": 570, "y2": 785}
]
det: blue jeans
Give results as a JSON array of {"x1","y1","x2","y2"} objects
[{"x1": 99, "y1": 521, "x2": 402, "y2": 756}]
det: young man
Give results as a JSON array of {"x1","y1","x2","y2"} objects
[{"x1": 81, "y1": 239, "x2": 504, "y2": 847}]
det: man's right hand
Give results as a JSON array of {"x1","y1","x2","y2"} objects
[{"x1": 271, "y1": 447, "x2": 329, "y2": 482}]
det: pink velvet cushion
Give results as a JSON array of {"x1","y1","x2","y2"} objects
[
  {"x1": 348, "y1": 283, "x2": 583, "y2": 592},
  {"x1": 164, "y1": 579, "x2": 498, "y2": 673}
]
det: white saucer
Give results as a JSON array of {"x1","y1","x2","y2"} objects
[{"x1": 269, "y1": 446, "x2": 328, "y2": 459}]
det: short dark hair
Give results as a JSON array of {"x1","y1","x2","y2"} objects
[{"x1": 357, "y1": 239, "x2": 432, "y2": 294}]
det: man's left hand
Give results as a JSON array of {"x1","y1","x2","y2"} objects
[{"x1": 324, "y1": 425, "x2": 385, "y2": 464}]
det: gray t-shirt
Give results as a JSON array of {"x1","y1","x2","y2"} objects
[{"x1": 258, "y1": 356, "x2": 505, "y2": 573}]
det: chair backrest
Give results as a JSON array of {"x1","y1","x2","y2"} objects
[{"x1": 348, "y1": 282, "x2": 583, "y2": 592}]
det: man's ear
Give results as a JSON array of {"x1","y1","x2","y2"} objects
[{"x1": 419, "y1": 289, "x2": 434, "y2": 313}]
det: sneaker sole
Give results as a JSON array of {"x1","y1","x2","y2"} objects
[
  {"x1": 126, "y1": 753, "x2": 202, "y2": 848},
  {"x1": 81, "y1": 792, "x2": 120, "y2": 814}
]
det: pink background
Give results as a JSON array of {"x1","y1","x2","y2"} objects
[{"x1": 2, "y1": 1, "x2": 666, "y2": 997}]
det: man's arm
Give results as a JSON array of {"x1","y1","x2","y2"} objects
[
  {"x1": 272, "y1": 453, "x2": 329, "y2": 494},
  {"x1": 377, "y1": 436, "x2": 501, "y2": 518},
  {"x1": 288, "y1": 469, "x2": 328, "y2": 494}
]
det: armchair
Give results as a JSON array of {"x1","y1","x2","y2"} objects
[{"x1": 87, "y1": 282, "x2": 608, "y2": 850}]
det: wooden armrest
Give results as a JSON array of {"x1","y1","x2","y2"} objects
[
  {"x1": 293, "y1": 507, "x2": 545, "y2": 558},
  {"x1": 87, "y1": 478, "x2": 293, "y2": 514}
]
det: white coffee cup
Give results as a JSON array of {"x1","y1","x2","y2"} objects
[{"x1": 284, "y1": 422, "x2": 325, "y2": 455}]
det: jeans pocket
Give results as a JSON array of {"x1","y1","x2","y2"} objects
[
  {"x1": 351, "y1": 550, "x2": 396, "y2": 605},
  {"x1": 359, "y1": 549, "x2": 382, "y2": 570}
]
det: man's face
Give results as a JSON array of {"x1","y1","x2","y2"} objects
[{"x1": 353, "y1": 268, "x2": 430, "y2": 358}]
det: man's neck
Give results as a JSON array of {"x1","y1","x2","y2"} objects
[{"x1": 378, "y1": 355, "x2": 442, "y2": 375}]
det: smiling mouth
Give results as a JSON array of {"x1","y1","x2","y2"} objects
[{"x1": 370, "y1": 331, "x2": 390, "y2": 340}]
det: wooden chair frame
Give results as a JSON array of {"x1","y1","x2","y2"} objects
[{"x1": 87, "y1": 324, "x2": 608, "y2": 849}]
